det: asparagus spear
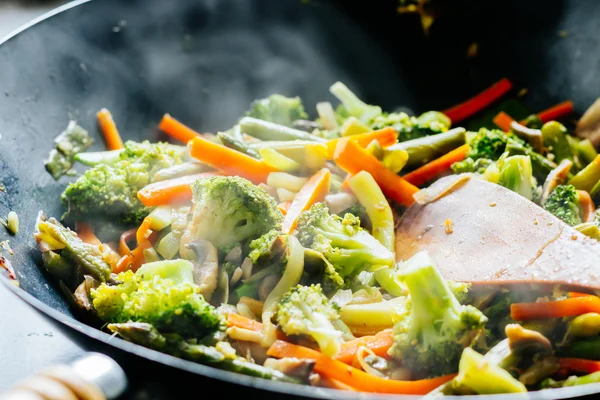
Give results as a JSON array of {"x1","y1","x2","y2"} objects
[
  {"x1": 217, "y1": 131, "x2": 260, "y2": 158},
  {"x1": 239, "y1": 117, "x2": 326, "y2": 142}
]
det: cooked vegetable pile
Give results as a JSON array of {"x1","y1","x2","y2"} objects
[{"x1": 35, "y1": 80, "x2": 600, "y2": 395}]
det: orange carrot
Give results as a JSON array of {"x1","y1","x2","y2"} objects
[
  {"x1": 137, "y1": 172, "x2": 221, "y2": 207},
  {"x1": 570, "y1": 292, "x2": 594, "y2": 298},
  {"x1": 75, "y1": 222, "x2": 102, "y2": 246},
  {"x1": 537, "y1": 100, "x2": 574, "y2": 123},
  {"x1": 267, "y1": 341, "x2": 455, "y2": 394},
  {"x1": 190, "y1": 136, "x2": 277, "y2": 184},
  {"x1": 326, "y1": 128, "x2": 398, "y2": 159},
  {"x1": 97, "y1": 108, "x2": 124, "y2": 150},
  {"x1": 277, "y1": 201, "x2": 292, "y2": 215},
  {"x1": 282, "y1": 168, "x2": 331, "y2": 233},
  {"x1": 159, "y1": 114, "x2": 200, "y2": 144},
  {"x1": 319, "y1": 376, "x2": 358, "y2": 391},
  {"x1": 443, "y1": 78, "x2": 513, "y2": 124},
  {"x1": 119, "y1": 228, "x2": 136, "y2": 257},
  {"x1": 402, "y1": 144, "x2": 471, "y2": 187},
  {"x1": 227, "y1": 313, "x2": 263, "y2": 332},
  {"x1": 511, "y1": 296, "x2": 600, "y2": 321},
  {"x1": 334, "y1": 139, "x2": 418, "y2": 207},
  {"x1": 559, "y1": 358, "x2": 600, "y2": 374},
  {"x1": 340, "y1": 173, "x2": 353, "y2": 192},
  {"x1": 493, "y1": 111, "x2": 516, "y2": 132},
  {"x1": 114, "y1": 217, "x2": 153, "y2": 273},
  {"x1": 578, "y1": 190, "x2": 596, "y2": 223},
  {"x1": 335, "y1": 330, "x2": 393, "y2": 365}
]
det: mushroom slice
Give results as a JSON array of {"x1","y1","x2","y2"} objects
[
  {"x1": 186, "y1": 240, "x2": 219, "y2": 301},
  {"x1": 541, "y1": 159, "x2": 573, "y2": 204},
  {"x1": 263, "y1": 357, "x2": 315, "y2": 381},
  {"x1": 576, "y1": 98, "x2": 600, "y2": 148},
  {"x1": 505, "y1": 324, "x2": 553, "y2": 356}
]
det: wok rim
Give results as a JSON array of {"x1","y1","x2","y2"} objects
[{"x1": 2, "y1": 1, "x2": 600, "y2": 399}]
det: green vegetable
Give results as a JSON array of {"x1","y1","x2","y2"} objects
[
  {"x1": 276, "y1": 284, "x2": 342, "y2": 357},
  {"x1": 575, "y1": 222, "x2": 600, "y2": 240},
  {"x1": 239, "y1": 117, "x2": 325, "y2": 142},
  {"x1": 248, "y1": 229, "x2": 288, "y2": 268},
  {"x1": 541, "y1": 121, "x2": 574, "y2": 166},
  {"x1": 45, "y1": 121, "x2": 93, "y2": 180},
  {"x1": 258, "y1": 148, "x2": 301, "y2": 172},
  {"x1": 390, "y1": 127, "x2": 466, "y2": 169},
  {"x1": 62, "y1": 140, "x2": 187, "y2": 224},
  {"x1": 245, "y1": 94, "x2": 308, "y2": 127},
  {"x1": 564, "y1": 313, "x2": 600, "y2": 341},
  {"x1": 573, "y1": 138, "x2": 598, "y2": 166},
  {"x1": 451, "y1": 157, "x2": 494, "y2": 174},
  {"x1": 148, "y1": 206, "x2": 172, "y2": 231},
  {"x1": 389, "y1": 251, "x2": 488, "y2": 378},
  {"x1": 329, "y1": 81, "x2": 382, "y2": 123},
  {"x1": 153, "y1": 161, "x2": 213, "y2": 182},
  {"x1": 340, "y1": 296, "x2": 407, "y2": 329},
  {"x1": 74, "y1": 149, "x2": 124, "y2": 166},
  {"x1": 6, "y1": 211, "x2": 18, "y2": 235},
  {"x1": 542, "y1": 371, "x2": 600, "y2": 389},
  {"x1": 497, "y1": 155, "x2": 538, "y2": 202},
  {"x1": 557, "y1": 336, "x2": 600, "y2": 360},
  {"x1": 91, "y1": 260, "x2": 223, "y2": 338},
  {"x1": 504, "y1": 140, "x2": 557, "y2": 182},
  {"x1": 187, "y1": 176, "x2": 283, "y2": 250},
  {"x1": 449, "y1": 347, "x2": 527, "y2": 394},
  {"x1": 156, "y1": 232, "x2": 180, "y2": 260},
  {"x1": 569, "y1": 157, "x2": 600, "y2": 192},
  {"x1": 217, "y1": 130, "x2": 260, "y2": 158},
  {"x1": 296, "y1": 203, "x2": 394, "y2": 291},
  {"x1": 542, "y1": 184, "x2": 582, "y2": 226}
]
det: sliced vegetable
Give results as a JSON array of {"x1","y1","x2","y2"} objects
[
  {"x1": 559, "y1": 358, "x2": 600, "y2": 374},
  {"x1": 276, "y1": 188, "x2": 296, "y2": 202},
  {"x1": 334, "y1": 330, "x2": 393, "y2": 365},
  {"x1": 227, "y1": 313, "x2": 263, "y2": 332},
  {"x1": 382, "y1": 147, "x2": 409, "y2": 174},
  {"x1": 389, "y1": 127, "x2": 466, "y2": 169},
  {"x1": 403, "y1": 144, "x2": 471, "y2": 187},
  {"x1": 316, "y1": 102, "x2": 339, "y2": 131},
  {"x1": 259, "y1": 148, "x2": 301, "y2": 172},
  {"x1": 75, "y1": 221, "x2": 101, "y2": 246},
  {"x1": 493, "y1": 111, "x2": 515, "y2": 132},
  {"x1": 326, "y1": 128, "x2": 397, "y2": 159},
  {"x1": 282, "y1": 168, "x2": 331, "y2": 234},
  {"x1": 159, "y1": 114, "x2": 199, "y2": 144},
  {"x1": 153, "y1": 162, "x2": 211, "y2": 182},
  {"x1": 97, "y1": 108, "x2": 124, "y2": 150},
  {"x1": 74, "y1": 149, "x2": 124, "y2": 166},
  {"x1": 528, "y1": 100, "x2": 575, "y2": 124},
  {"x1": 578, "y1": 190, "x2": 595, "y2": 222},
  {"x1": 442, "y1": 78, "x2": 513, "y2": 124},
  {"x1": 569, "y1": 155, "x2": 600, "y2": 192},
  {"x1": 267, "y1": 172, "x2": 308, "y2": 192},
  {"x1": 511, "y1": 296, "x2": 600, "y2": 321},
  {"x1": 541, "y1": 121, "x2": 573, "y2": 165},
  {"x1": 239, "y1": 117, "x2": 325, "y2": 142},
  {"x1": 147, "y1": 206, "x2": 172, "y2": 231},
  {"x1": 341, "y1": 116, "x2": 370, "y2": 137},
  {"x1": 156, "y1": 232, "x2": 180, "y2": 260},
  {"x1": 137, "y1": 172, "x2": 220, "y2": 207},
  {"x1": 334, "y1": 139, "x2": 419, "y2": 207}
]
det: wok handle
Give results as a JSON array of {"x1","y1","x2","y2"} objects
[{"x1": 0, "y1": 352, "x2": 128, "y2": 400}]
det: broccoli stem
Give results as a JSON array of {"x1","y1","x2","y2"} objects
[
  {"x1": 542, "y1": 371, "x2": 600, "y2": 388},
  {"x1": 498, "y1": 155, "x2": 535, "y2": 201},
  {"x1": 239, "y1": 117, "x2": 325, "y2": 143},
  {"x1": 217, "y1": 131, "x2": 260, "y2": 158},
  {"x1": 556, "y1": 336, "x2": 600, "y2": 360},
  {"x1": 389, "y1": 127, "x2": 466, "y2": 169},
  {"x1": 329, "y1": 81, "x2": 382, "y2": 122},
  {"x1": 569, "y1": 155, "x2": 600, "y2": 192},
  {"x1": 541, "y1": 121, "x2": 574, "y2": 166},
  {"x1": 505, "y1": 141, "x2": 557, "y2": 182},
  {"x1": 347, "y1": 171, "x2": 395, "y2": 252}
]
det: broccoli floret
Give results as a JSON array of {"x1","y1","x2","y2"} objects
[
  {"x1": 248, "y1": 229, "x2": 288, "y2": 267},
  {"x1": 245, "y1": 94, "x2": 308, "y2": 127},
  {"x1": 329, "y1": 81, "x2": 382, "y2": 123},
  {"x1": 188, "y1": 176, "x2": 283, "y2": 249},
  {"x1": 296, "y1": 203, "x2": 394, "y2": 291},
  {"x1": 451, "y1": 157, "x2": 494, "y2": 174},
  {"x1": 466, "y1": 128, "x2": 522, "y2": 161},
  {"x1": 276, "y1": 284, "x2": 342, "y2": 357},
  {"x1": 61, "y1": 140, "x2": 187, "y2": 224},
  {"x1": 543, "y1": 184, "x2": 582, "y2": 226},
  {"x1": 370, "y1": 111, "x2": 451, "y2": 142},
  {"x1": 498, "y1": 155, "x2": 539, "y2": 202},
  {"x1": 91, "y1": 259, "x2": 223, "y2": 338},
  {"x1": 390, "y1": 251, "x2": 488, "y2": 378}
]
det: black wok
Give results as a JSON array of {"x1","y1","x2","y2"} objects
[{"x1": 1, "y1": 0, "x2": 600, "y2": 398}]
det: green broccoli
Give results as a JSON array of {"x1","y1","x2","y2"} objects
[
  {"x1": 466, "y1": 128, "x2": 520, "y2": 161},
  {"x1": 329, "y1": 81, "x2": 382, "y2": 123},
  {"x1": 245, "y1": 94, "x2": 308, "y2": 127},
  {"x1": 296, "y1": 203, "x2": 394, "y2": 291},
  {"x1": 498, "y1": 155, "x2": 539, "y2": 202},
  {"x1": 542, "y1": 371, "x2": 600, "y2": 389},
  {"x1": 276, "y1": 284, "x2": 342, "y2": 357},
  {"x1": 91, "y1": 259, "x2": 223, "y2": 338},
  {"x1": 389, "y1": 251, "x2": 488, "y2": 378},
  {"x1": 451, "y1": 157, "x2": 494, "y2": 175},
  {"x1": 188, "y1": 176, "x2": 283, "y2": 250},
  {"x1": 62, "y1": 140, "x2": 187, "y2": 224},
  {"x1": 370, "y1": 111, "x2": 451, "y2": 142},
  {"x1": 543, "y1": 184, "x2": 582, "y2": 226}
]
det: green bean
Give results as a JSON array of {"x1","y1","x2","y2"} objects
[
  {"x1": 388, "y1": 127, "x2": 466, "y2": 169},
  {"x1": 541, "y1": 121, "x2": 574, "y2": 165},
  {"x1": 239, "y1": 117, "x2": 325, "y2": 142}
]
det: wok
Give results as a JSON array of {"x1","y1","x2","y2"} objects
[{"x1": 1, "y1": 0, "x2": 600, "y2": 398}]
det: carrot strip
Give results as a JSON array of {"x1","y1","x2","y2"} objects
[
  {"x1": 334, "y1": 139, "x2": 418, "y2": 207},
  {"x1": 442, "y1": 78, "x2": 513, "y2": 124},
  {"x1": 319, "y1": 376, "x2": 358, "y2": 391},
  {"x1": 340, "y1": 173, "x2": 353, "y2": 192},
  {"x1": 335, "y1": 330, "x2": 393, "y2": 365},
  {"x1": 570, "y1": 292, "x2": 594, "y2": 298},
  {"x1": 75, "y1": 222, "x2": 102, "y2": 246},
  {"x1": 159, "y1": 114, "x2": 200, "y2": 144},
  {"x1": 511, "y1": 296, "x2": 600, "y2": 321},
  {"x1": 493, "y1": 111, "x2": 516, "y2": 132},
  {"x1": 119, "y1": 228, "x2": 136, "y2": 257},
  {"x1": 402, "y1": 144, "x2": 471, "y2": 187},
  {"x1": 114, "y1": 218, "x2": 153, "y2": 273},
  {"x1": 267, "y1": 341, "x2": 455, "y2": 394},
  {"x1": 137, "y1": 172, "x2": 221, "y2": 207},
  {"x1": 537, "y1": 100, "x2": 574, "y2": 123},
  {"x1": 97, "y1": 108, "x2": 124, "y2": 150},
  {"x1": 326, "y1": 128, "x2": 398, "y2": 159},
  {"x1": 578, "y1": 190, "x2": 596, "y2": 223},
  {"x1": 190, "y1": 136, "x2": 277, "y2": 184},
  {"x1": 277, "y1": 201, "x2": 292, "y2": 215},
  {"x1": 282, "y1": 168, "x2": 331, "y2": 233},
  {"x1": 227, "y1": 313, "x2": 263, "y2": 332},
  {"x1": 559, "y1": 358, "x2": 600, "y2": 374}
]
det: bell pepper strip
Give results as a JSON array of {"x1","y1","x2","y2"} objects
[
  {"x1": 493, "y1": 111, "x2": 516, "y2": 132},
  {"x1": 334, "y1": 139, "x2": 418, "y2": 207},
  {"x1": 75, "y1": 222, "x2": 102, "y2": 246},
  {"x1": 521, "y1": 100, "x2": 574, "y2": 124},
  {"x1": 334, "y1": 330, "x2": 393, "y2": 365},
  {"x1": 190, "y1": 136, "x2": 277, "y2": 184},
  {"x1": 326, "y1": 128, "x2": 398, "y2": 159},
  {"x1": 277, "y1": 201, "x2": 292, "y2": 215},
  {"x1": 97, "y1": 108, "x2": 124, "y2": 150},
  {"x1": 402, "y1": 144, "x2": 471, "y2": 187},
  {"x1": 282, "y1": 168, "x2": 331, "y2": 233},
  {"x1": 267, "y1": 341, "x2": 456, "y2": 394},
  {"x1": 578, "y1": 190, "x2": 596, "y2": 223},
  {"x1": 442, "y1": 78, "x2": 513, "y2": 124},
  {"x1": 511, "y1": 296, "x2": 600, "y2": 321},
  {"x1": 159, "y1": 114, "x2": 200, "y2": 144},
  {"x1": 137, "y1": 172, "x2": 221, "y2": 207},
  {"x1": 559, "y1": 358, "x2": 600, "y2": 374}
]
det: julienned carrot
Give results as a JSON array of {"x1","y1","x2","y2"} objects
[
  {"x1": 493, "y1": 111, "x2": 516, "y2": 132},
  {"x1": 282, "y1": 168, "x2": 331, "y2": 233},
  {"x1": 267, "y1": 341, "x2": 455, "y2": 394},
  {"x1": 569, "y1": 292, "x2": 594, "y2": 298},
  {"x1": 578, "y1": 190, "x2": 595, "y2": 223},
  {"x1": 511, "y1": 296, "x2": 600, "y2": 321},
  {"x1": 335, "y1": 330, "x2": 393, "y2": 365},
  {"x1": 227, "y1": 313, "x2": 264, "y2": 332},
  {"x1": 326, "y1": 128, "x2": 398, "y2": 159},
  {"x1": 75, "y1": 221, "x2": 102, "y2": 246},
  {"x1": 115, "y1": 217, "x2": 153, "y2": 273},
  {"x1": 190, "y1": 136, "x2": 277, "y2": 184},
  {"x1": 559, "y1": 358, "x2": 600, "y2": 374},
  {"x1": 442, "y1": 78, "x2": 513, "y2": 124},
  {"x1": 537, "y1": 100, "x2": 574, "y2": 123},
  {"x1": 277, "y1": 201, "x2": 292, "y2": 215},
  {"x1": 319, "y1": 376, "x2": 358, "y2": 391},
  {"x1": 334, "y1": 139, "x2": 418, "y2": 207},
  {"x1": 159, "y1": 114, "x2": 200, "y2": 144},
  {"x1": 97, "y1": 108, "x2": 124, "y2": 150},
  {"x1": 137, "y1": 172, "x2": 221, "y2": 207},
  {"x1": 402, "y1": 144, "x2": 471, "y2": 187},
  {"x1": 340, "y1": 173, "x2": 353, "y2": 192}
]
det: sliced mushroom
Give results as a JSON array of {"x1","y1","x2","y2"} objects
[
  {"x1": 510, "y1": 121, "x2": 544, "y2": 154},
  {"x1": 259, "y1": 275, "x2": 280, "y2": 302},
  {"x1": 576, "y1": 97, "x2": 600, "y2": 148},
  {"x1": 518, "y1": 356, "x2": 560, "y2": 386},
  {"x1": 186, "y1": 240, "x2": 219, "y2": 301},
  {"x1": 263, "y1": 357, "x2": 316, "y2": 381},
  {"x1": 225, "y1": 245, "x2": 243, "y2": 265},
  {"x1": 325, "y1": 192, "x2": 358, "y2": 215},
  {"x1": 541, "y1": 159, "x2": 573, "y2": 204},
  {"x1": 505, "y1": 323, "x2": 553, "y2": 356},
  {"x1": 73, "y1": 275, "x2": 100, "y2": 312}
]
